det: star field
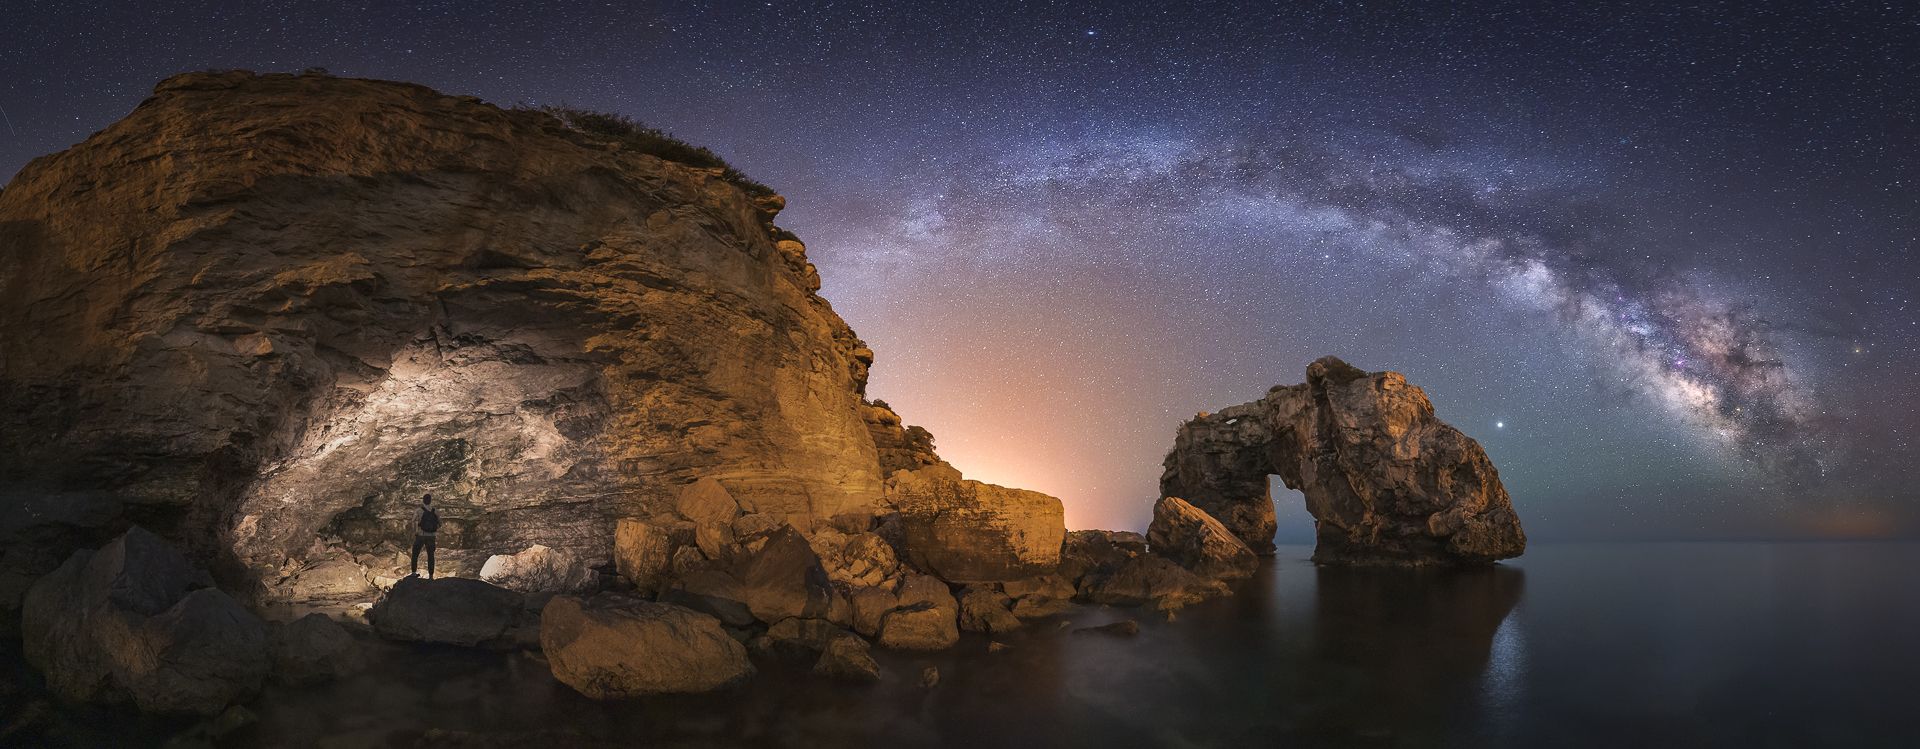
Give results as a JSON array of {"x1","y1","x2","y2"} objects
[{"x1": 2, "y1": 1, "x2": 1914, "y2": 539}]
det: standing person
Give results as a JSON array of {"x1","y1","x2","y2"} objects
[{"x1": 410, "y1": 493, "x2": 441, "y2": 578}]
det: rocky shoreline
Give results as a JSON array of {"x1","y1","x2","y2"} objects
[{"x1": 0, "y1": 71, "x2": 1524, "y2": 729}]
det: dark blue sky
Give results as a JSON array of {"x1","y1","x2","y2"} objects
[{"x1": 3, "y1": 1, "x2": 1915, "y2": 539}]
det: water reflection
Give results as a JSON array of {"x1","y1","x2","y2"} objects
[{"x1": 1292, "y1": 563, "x2": 1527, "y2": 744}]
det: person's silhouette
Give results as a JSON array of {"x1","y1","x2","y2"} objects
[{"x1": 410, "y1": 493, "x2": 440, "y2": 578}]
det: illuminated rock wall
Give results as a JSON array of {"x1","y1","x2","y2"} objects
[{"x1": 0, "y1": 72, "x2": 884, "y2": 597}]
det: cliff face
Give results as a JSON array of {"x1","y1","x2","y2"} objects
[
  {"x1": 0, "y1": 71, "x2": 885, "y2": 596},
  {"x1": 1161, "y1": 357, "x2": 1525, "y2": 564}
]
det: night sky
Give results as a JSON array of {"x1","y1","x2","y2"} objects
[{"x1": 3, "y1": 1, "x2": 1915, "y2": 540}]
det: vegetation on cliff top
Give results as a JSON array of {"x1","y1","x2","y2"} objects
[{"x1": 525, "y1": 106, "x2": 776, "y2": 198}]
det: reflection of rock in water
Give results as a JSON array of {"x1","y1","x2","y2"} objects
[{"x1": 1302, "y1": 564, "x2": 1526, "y2": 740}]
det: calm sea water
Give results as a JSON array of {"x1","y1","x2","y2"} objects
[{"x1": 8, "y1": 542, "x2": 1918, "y2": 748}]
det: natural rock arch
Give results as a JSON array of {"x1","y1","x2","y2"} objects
[{"x1": 1160, "y1": 357, "x2": 1525, "y2": 565}]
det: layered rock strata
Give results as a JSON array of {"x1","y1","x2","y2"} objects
[{"x1": 0, "y1": 70, "x2": 887, "y2": 600}]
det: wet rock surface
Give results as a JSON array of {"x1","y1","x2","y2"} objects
[
  {"x1": 1161, "y1": 356, "x2": 1526, "y2": 563},
  {"x1": 540, "y1": 595, "x2": 753, "y2": 697}
]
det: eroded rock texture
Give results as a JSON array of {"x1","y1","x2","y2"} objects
[
  {"x1": 1160, "y1": 356, "x2": 1525, "y2": 564},
  {"x1": 0, "y1": 71, "x2": 889, "y2": 599}
]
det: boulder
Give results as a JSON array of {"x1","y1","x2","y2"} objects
[
  {"x1": 764, "y1": 617, "x2": 847, "y2": 656},
  {"x1": 1079, "y1": 556, "x2": 1229, "y2": 612},
  {"x1": 1001, "y1": 574, "x2": 1076, "y2": 619},
  {"x1": 20, "y1": 527, "x2": 269, "y2": 715},
  {"x1": 126, "y1": 588, "x2": 271, "y2": 715},
  {"x1": 1058, "y1": 530, "x2": 1147, "y2": 588},
  {"x1": 369, "y1": 576, "x2": 525, "y2": 647},
  {"x1": 874, "y1": 574, "x2": 960, "y2": 650},
  {"x1": 540, "y1": 595, "x2": 753, "y2": 698},
  {"x1": 847, "y1": 586, "x2": 899, "y2": 638},
  {"x1": 956, "y1": 587, "x2": 1022, "y2": 634},
  {"x1": 269, "y1": 613, "x2": 367, "y2": 686},
  {"x1": 812, "y1": 632, "x2": 882, "y2": 682},
  {"x1": 478, "y1": 544, "x2": 594, "y2": 594},
  {"x1": 612, "y1": 518, "x2": 671, "y2": 593},
  {"x1": 730, "y1": 525, "x2": 834, "y2": 624},
  {"x1": 1147, "y1": 496, "x2": 1259, "y2": 580},
  {"x1": 677, "y1": 478, "x2": 741, "y2": 560},
  {"x1": 885, "y1": 465, "x2": 1065, "y2": 582},
  {"x1": 876, "y1": 603, "x2": 959, "y2": 651},
  {"x1": 1160, "y1": 356, "x2": 1526, "y2": 563}
]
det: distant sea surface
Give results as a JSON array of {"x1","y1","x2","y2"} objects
[{"x1": 9, "y1": 542, "x2": 1919, "y2": 748}]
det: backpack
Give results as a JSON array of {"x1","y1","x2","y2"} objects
[{"x1": 418, "y1": 507, "x2": 441, "y2": 533}]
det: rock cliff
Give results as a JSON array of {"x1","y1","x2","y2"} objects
[
  {"x1": 0, "y1": 71, "x2": 889, "y2": 600},
  {"x1": 1160, "y1": 357, "x2": 1525, "y2": 564}
]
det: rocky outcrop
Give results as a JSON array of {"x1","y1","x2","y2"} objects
[
  {"x1": 540, "y1": 595, "x2": 753, "y2": 697},
  {"x1": 1160, "y1": 356, "x2": 1526, "y2": 564},
  {"x1": 20, "y1": 528, "x2": 269, "y2": 715},
  {"x1": 884, "y1": 464, "x2": 1065, "y2": 583},
  {"x1": 368, "y1": 576, "x2": 526, "y2": 647},
  {"x1": 1057, "y1": 530, "x2": 1147, "y2": 589},
  {"x1": 1078, "y1": 556, "x2": 1229, "y2": 612},
  {"x1": 0, "y1": 70, "x2": 891, "y2": 600},
  {"x1": 1147, "y1": 496, "x2": 1258, "y2": 580},
  {"x1": 861, "y1": 400, "x2": 942, "y2": 475}
]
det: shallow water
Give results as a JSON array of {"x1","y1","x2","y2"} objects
[{"x1": 8, "y1": 542, "x2": 1919, "y2": 748}]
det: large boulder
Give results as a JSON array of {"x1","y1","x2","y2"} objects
[
  {"x1": 478, "y1": 544, "x2": 594, "y2": 594},
  {"x1": 813, "y1": 631, "x2": 882, "y2": 682},
  {"x1": 955, "y1": 587, "x2": 1022, "y2": 634},
  {"x1": 1160, "y1": 356, "x2": 1526, "y2": 563},
  {"x1": 269, "y1": 613, "x2": 367, "y2": 686},
  {"x1": 1147, "y1": 496, "x2": 1258, "y2": 580},
  {"x1": 369, "y1": 576, "x2": 526, "y2": 647},
  {"x1": 676, "y1": 478, "x2": 742, "y2": 560},
  {"x1": 540, "y1": 595, "x2": 753, "y2": 697},
  {"x1": 1000, "y1": 574, "x2": 1075, "y2": 619},
  {"x1": 612, "y1": 518, "x2": 673, "y2": 593},
  {"x1": 874, "y1": 574, "x2": 960, "y2": 650},
  {"x1": 731, "y1": 525, "x2": 835, "y2": 623},
  {"x1": 0, "y1": 71, "x2": 889, "y2": 602},
  {"x1": 20, "y1": 528, "x2": 269, "y2": 715},
  {"x1": 1058, "y1": 530, "x2": 1147, "y2": 589},
  {"x1": 885, "y1": 464, "x2": 1065, "y2": 582}
]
